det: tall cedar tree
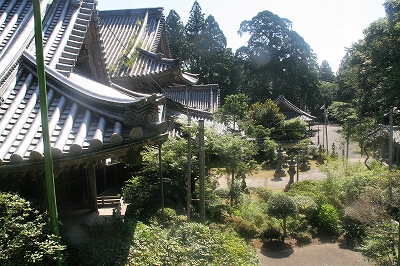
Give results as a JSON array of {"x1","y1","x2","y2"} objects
[
  {"x1": 185, "y1": 1, "x2": 206, "y2": 73},
  {"x1": 199, "y1": 15, "x2": 227, "y2": 84},
  {"x1": 237, "y1": 11, "x2": 319, "y2": 110},
  {"x1": 319, "y1": 60, "x2": 336, "y2": 83},
  {"x1": 166, "y1": 10, "x2": 186, "y2": 60}
]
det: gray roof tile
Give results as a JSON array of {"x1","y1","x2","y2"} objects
[{"x1": 0, "y1": 0, "x2": 168, "y2": 168}]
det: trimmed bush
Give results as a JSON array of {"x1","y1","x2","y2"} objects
[
  {"x1": 214, "y1": 188, "x2": 229, "y2": 198},
  {"x1": 267, "y1": 193, "x2": 297, "y2": 239},
  {"x1": 293, "y1": 231, "x2": 313, "y2": 245}
]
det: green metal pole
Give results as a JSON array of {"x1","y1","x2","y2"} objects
[{"x1": 32, "y1": 1, "x2": 61, "y2": 264}]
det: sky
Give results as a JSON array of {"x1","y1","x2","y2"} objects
[{"x1": 97, "y1": 0, "x2": 386, "y2": 72}]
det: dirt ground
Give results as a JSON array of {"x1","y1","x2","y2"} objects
[{"x1": 257, "y1": 242, "x2": 373, "y2": 266}]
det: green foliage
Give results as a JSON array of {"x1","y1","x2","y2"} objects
[
  {"x1": 358, "y1": 220, "x2": 398, "y2": 266},
  {"x1": 292, "y1": 195, "x2": 318, "y2": 220},
  {"x1": 123, "y1": 175, "x2": 163, "y2": 221},
  {"x1": 128, "y1": 222, "x2": 259, "y2": 265},
  {"x1": 259, "y1": 219, "x2": 283, "y2": 240},
  {"x1": 65, "y1": 218, "x2": 135, "y2": 266},
  {"x1": 268, "y1": 193, "x2": 297, "y2": 219},
  {"x1": 237, "y1": 10, "x2": 319, "y2": 104},
  {"x1": 262, "y1": 137, "x2": 278, "y2": 162},
  {"x1": 210, "y1": 131, "x2": 259, "y2": 204},
  {"x1": 207, "y1": 204, "x2": 232, "y2": 222},
  {"x1": 293, "y1": 230, "x2": 313, "y2": 245},
  {"x1": 153, "y1": 208, "x2": 178, "y2": 225},
  {"x1": 233, "y1": 193, "x2": 266, "y2": 228},
  {"x1": 337, "y1": 1, "x2": 400, "y2": 115},
  {"x1": 252, "y1": 186, "x2": 273, "y2": 203},
  {"x1": 340, "y1": 212, "x2": 367, "y2": 244},
  {"x1": 275, "y1": 118, "x2": 308, "y2": 141},
  {"x1": 244, "y1": 99, "x2": 285, "y2": 132},
  {"x1": 214, "y1": 188, "x2": 229, "y2": 198},
  {"x1": 286, "y1": 180, "x2": 324, "y2": 203},
  {"x1": 0, "y1": 193, "x2": 65, "y2": 265},
  {"x1": 267, "y1": 193, "x2": 297, "y2": 238},
  {"x1": 317, "y1": 204, "x2": 339, "y2": 234},
  {"x1": 327, "y1": 101, "x2": 356, "y2": 123},
  {"x1": 66, "y1": 218, "x2": 259, "y2": 265},
  {"x1": 319, "y1": 60, "x2": 336, "y2": 83},
  {"x1": 225, "y1": 216, "x2": 260, "y2": 239},
  {"x1": 166, "y1": 9, "x2": 186, "y2": 59},
  {"x1": 214, "y1": 93, "x2": 248, "y2": 130}
]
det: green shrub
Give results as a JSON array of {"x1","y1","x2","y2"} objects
[
  {"x1": 292, "y1": 195, "x2": 318, "y2": 217},
  {"x1": 341, "y1": 172, "x2": 384, "y2": 203},
  {"x1": 128, "y1": 222, "x2": 260, "y2": 265},
  {"x1": 340, "y1": 213, "x2": 366, "y2": 244},
  {"x1": 286, "y1": 180, "x2": 325, "y2": 204},
  {"x1": 252, "y1": 186, "x2": 273, "y2": 202},
  {"x1": 358, "y1": 220, "x2": 398, "y2": 266},
  {"x1": 234, "y1": 194, "x2": 266, "y2": 228},
  {"x1": 317, "y1": 204, "x2": 339, "y2": 234},
  {"x1": 267, "y1": 193, "x2": 297, "y2": 239},
  {"x1": 259, "y1": 219, "x2": 283, "y2": 240},
  {"x1": 0, "y1": 193, "x2": 65, "y2": 265},
  {"x1": 214, "y1": 188, "x2": 229, "y2": 198},
  {"x1": 293, "y1": 231, "x2": 313, "y2": 245},
  {"x1": 287, "y1": 213, "x2": 316, "y2": 234},
  {"x1": 65, "y1": 218, "x2": 135, "y2": 266},
  {"x1": 123, "y1": 175, "x2": 160, "y2": 221},
  {"x1": 208, "y1": 204, "x2": 232, "y2": 222},
  {"x1": 225, "y1": 216, "x2": 260, "y2": 239},
  {"x1": 153, "y1": 208, "x2": 177, "y2": 225}
]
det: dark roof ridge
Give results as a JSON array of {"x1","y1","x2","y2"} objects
[
  {"x1": 274, "y1": 95, "x2": 316, "y2": 120},
  {"x1": 139, "y1": 48, "x2": 179, "y2": 64},
  {"x1": 98, "y1": 7, "x2": 164, "y2": 17}
]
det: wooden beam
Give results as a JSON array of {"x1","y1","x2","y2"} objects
[
  {"x1": 87, "y1": 162, "x2": 98, "y2": 212},
  {"x1": 0, "y1": 134, "x2": 168, "y2": 176}
]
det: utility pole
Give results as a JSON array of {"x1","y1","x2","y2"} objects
[
  {"x1": 325, "y1": 107, "x2": 329, "y2": 154},
  {"x1": 389, "y1": 106, "x2": 395, "y2": 171},
  {"x1": 199, "y1": 120, "x2": 205, "y2": 222},
  {"x1": 33, "y1": 1, "x2": 61, "y2": 265},
  {"x1": 158, "y1": 143, "x2": 164, "y2": 226},
  {"x1": 186, "y1": 84, "x2": 192, "y2": 222},
  {"x1": 186, "y1": 122, "x2": 192, "y2": 222}
]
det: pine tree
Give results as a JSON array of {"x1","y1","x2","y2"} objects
[
  {"x1": 185, "y1": 1, "x2": 206, "y2": 73},
  {"x1": 166, "y1": 10, "x2": 186, "y2": 60}
]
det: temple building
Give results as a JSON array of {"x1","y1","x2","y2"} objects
[
  {"x1": 274, "y1": 95, "x2": 316, "y2": 121},
  {"x1": 0, "y1": 0, "x2": 218, "y2": 212}
]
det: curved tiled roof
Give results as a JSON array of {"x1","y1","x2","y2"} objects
[
  {"x1": 274, "y1": 95, "x2": 316, "y2": 121},
  {"x1": 97, "y1": 7, "x2": 198, "y2": 90},
  {"x1": 0, "y1": 0, "x2": 167, "y2": 169},
  {"x1": 98, "y1": 8, "x2": 169, "y2": 77}
]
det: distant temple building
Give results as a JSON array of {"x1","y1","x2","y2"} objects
[{"x1": 274, "y1": 95, "x2": 316, "y2": 121}]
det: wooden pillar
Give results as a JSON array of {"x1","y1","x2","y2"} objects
[
  {"x1": 87, "y1": 162, "x2": 98, "y2": 212},
  {"x1": 103, "y1": 165, "x2": 107, "y2": 192}
]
